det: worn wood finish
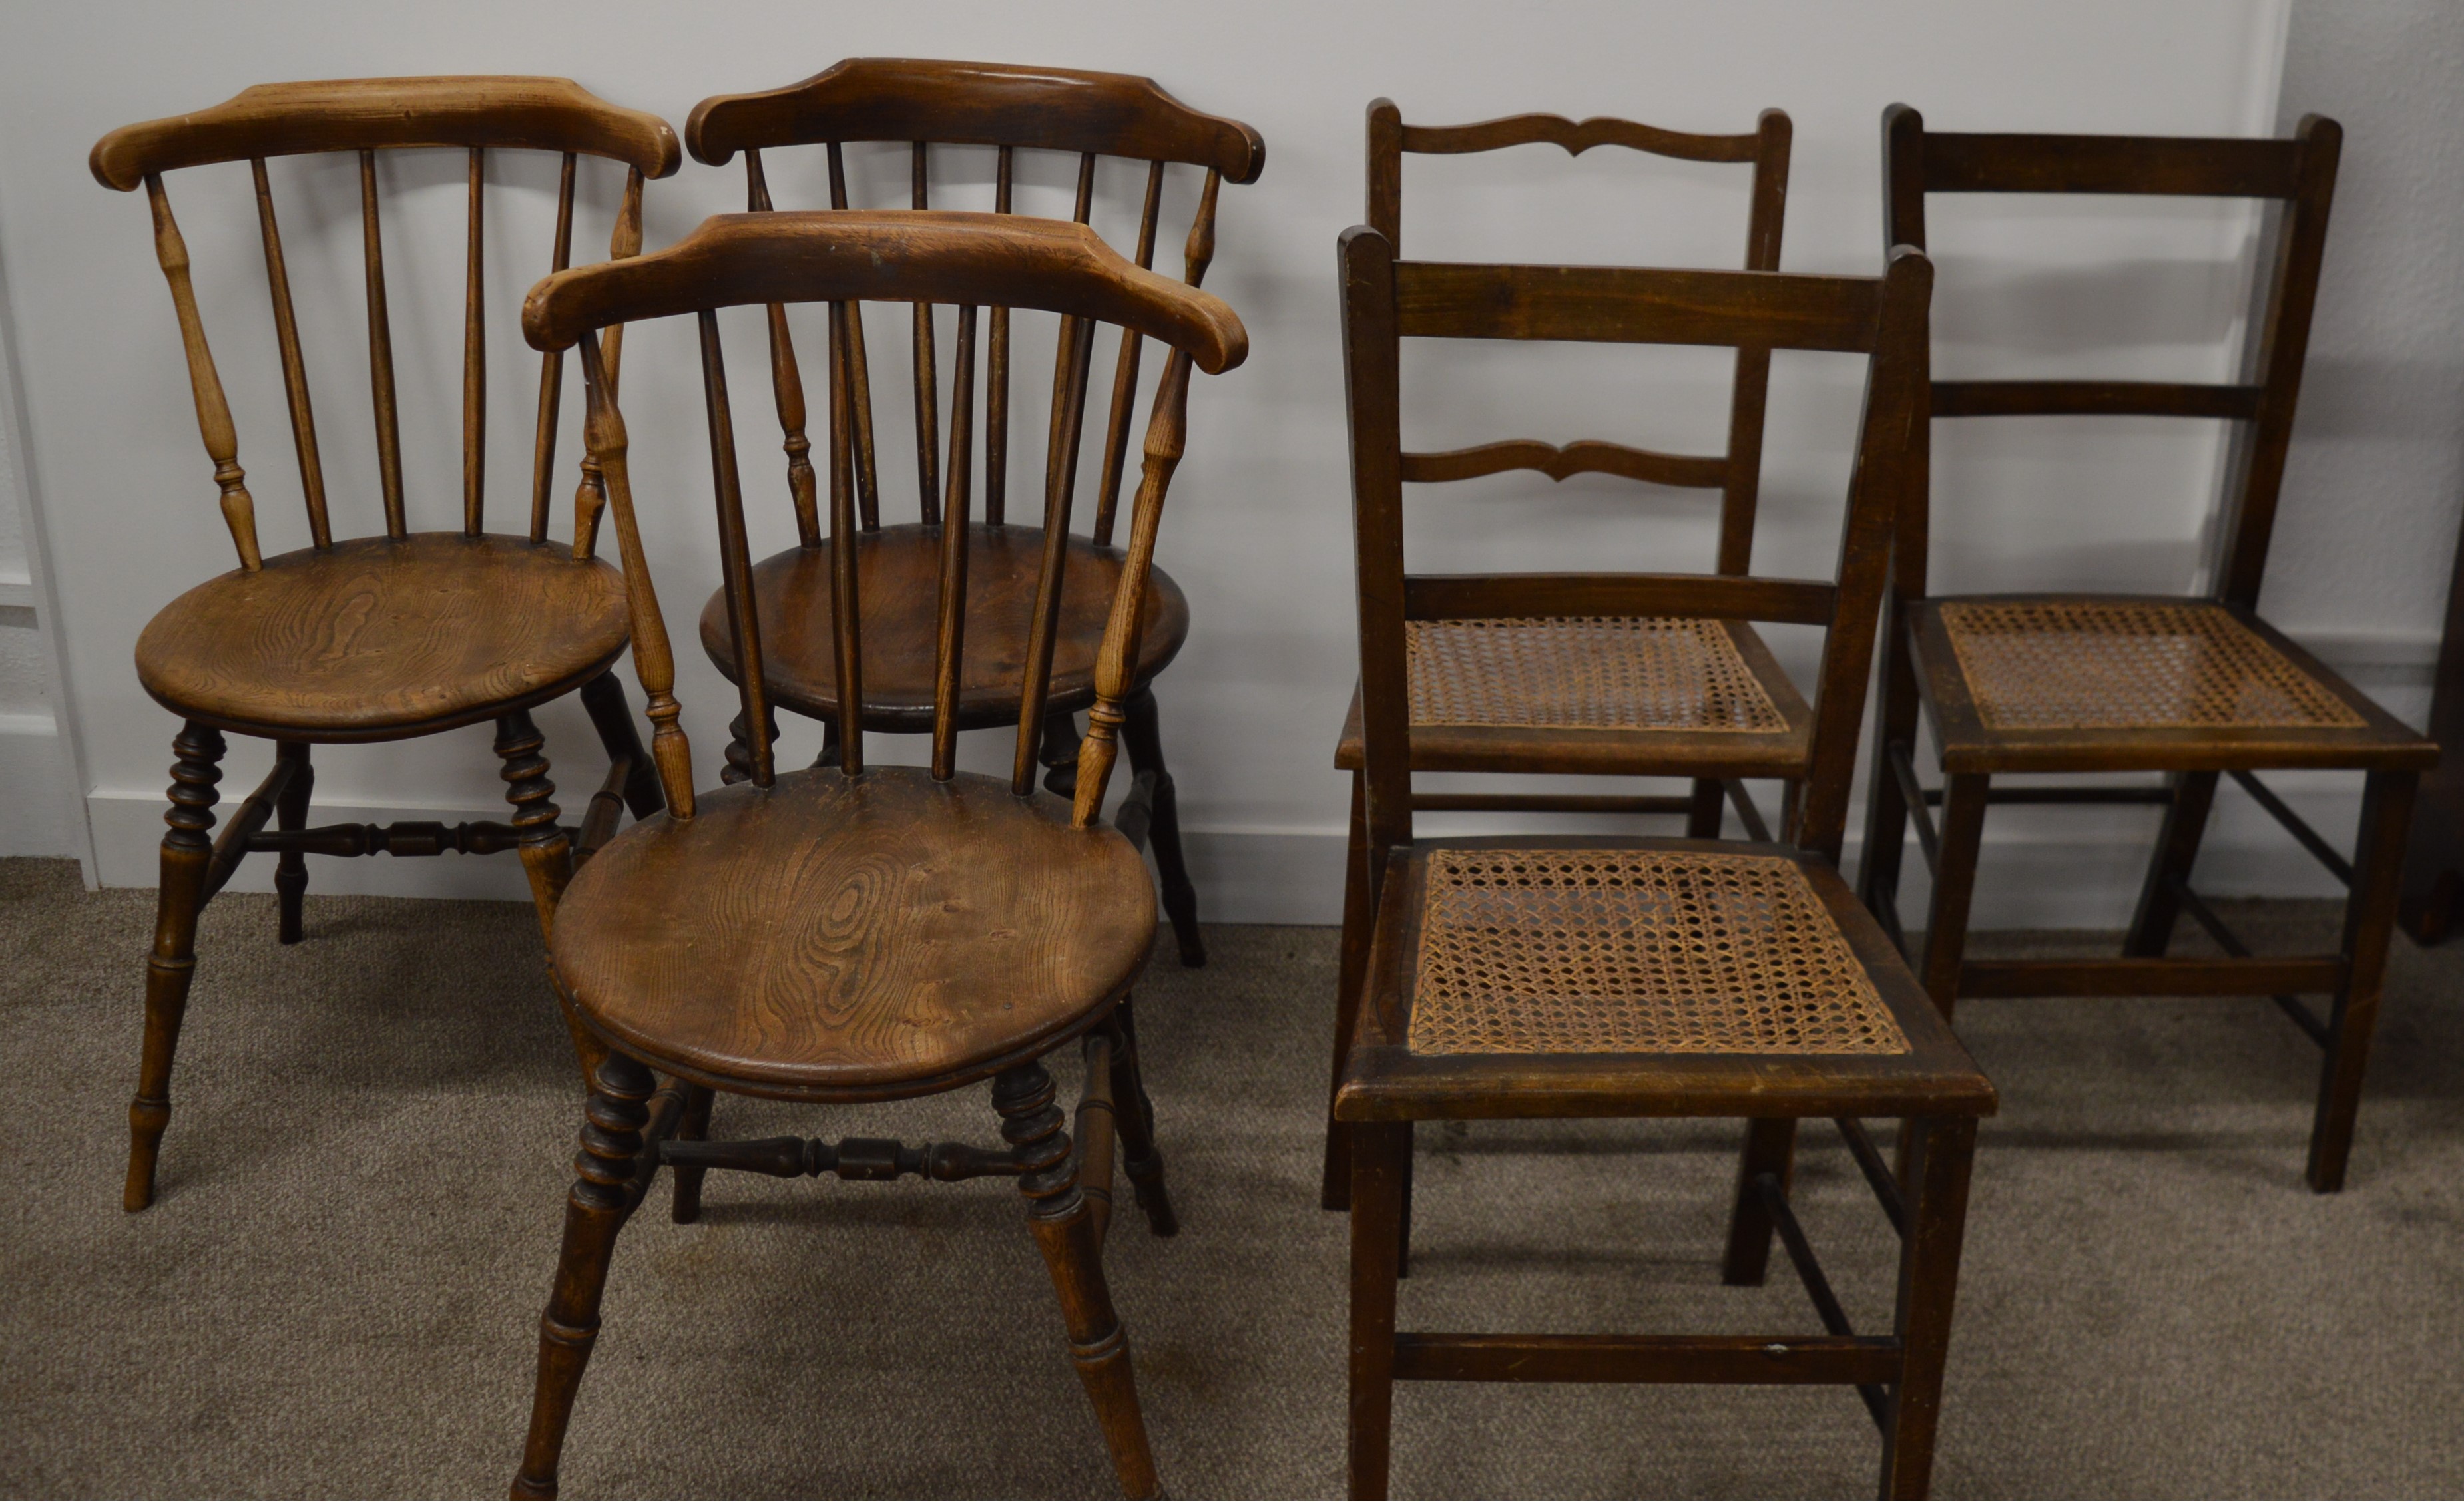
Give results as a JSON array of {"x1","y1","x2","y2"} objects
[
  {"x1": 1861, "y1": 105, "x2": 2425, "y2": 1192},
  {"x1": 99, "y1": 77, "x2": 678, "y2": 1213}
]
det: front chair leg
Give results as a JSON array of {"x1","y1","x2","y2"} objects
[
  {"x1": 995, "y1": 1058, "x2": 1162, "y2": 1499},
  {"x1": 1879, "y1": 1116, "x2": 1979, "y2": 1500},
  {"x1": 669, "y1": 1084, "x2": 716, "y2": 1223},
  {"x1": 512, "y1": 1050, "x2": 655, "y2": 1500},
  {"x1": 1106, "y1": 997, "x2": 1178, "y2": 1236},
  {"x1": 2309, "y1": 768, "x2": 2418, "y2": 1192},
  {"x1": 273, "y1": 741, "x2": 312, "y2": 944},
  {"x1": 126, "y1": 722, "x2": 225, "y2": 1213},
  {"x1": 1121, "y1": 688, "x2": 1205, "y2": 967},
  {"x1": 1346, "y1": 1120, "x2": 1410, "y2": 1501},
  {"x1": 497, "y1": 710, "x2": 572, "y2": 943}
]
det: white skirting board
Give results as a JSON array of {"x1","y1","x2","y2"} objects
[{"x1": 0, "y1": 712, "x2": 77, "y2": 858}]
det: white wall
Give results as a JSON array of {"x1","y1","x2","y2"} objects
[{"x1": 13, "y1": 0, "x2": 2431, "y2": 929}]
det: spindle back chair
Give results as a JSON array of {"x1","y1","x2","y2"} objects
[
  {"x1": 91, "y1": 77, "x2": 680, "y2": 1212},
  {"x1": 507, "y1": 209, "x2": 1246, "y2": 1500},
  {"x1": 1331, "y1": 225, "x2": 1994, "y2": 1499},
  {"x1": 679, "y1": 58, "x2": 1266, "y2": 964},
  {"x1": 1855, "y1": 105, "x2": 2433, "y2": 1193}
]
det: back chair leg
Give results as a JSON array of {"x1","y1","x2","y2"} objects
[
  {"x1": 2309, "y1": 769, "x2": 2418, "y2": 1193},
  {"x1": 1720, "y1": 1116, "x2": 1798, "y2": 1285},
  {"x1": 496, "y1": 710, "x2": 573, "y2": 943},
  {"x1": 578, "y1": 669, "x2": 664, "y2": 817},
  {"x1": 1346, "y1": 1120, "x2": 1409, "y2": 1501},
  {"x1": 668, "y1": 1084, "x2": 716, "y2": 1223},
  {"x1": 1039, "y1": 706, "x2": 1082, "y2": 797},
  {"x1": 722, "y1": 705, "x2": 781, "y2": 787},
  {"x1": 1106, "y1": 997, "x2": 1179, "y2": 1236},
  {"x1": 2123, "y1": 771, "x2": 2220, "y2": 957},
  {"x1": 272, "y1": 740, "x2": 312, "y2": 944},
  {"x1": 1322, "y1": 773, "x2": 1374, "y2": 1211},
  {"x1": 126, "y1": 722, "x2": 225, "y2": 1213},
  {"x1": 1879, "y1": 1116, "x2": 1979, "y2": 1500},
  {"x1": 1686, "y1": 777, "x2": 1726, "y2": 839},
  {"x1": 1122, "y1": 688, "x2": 1205, "y2": 967},
  {"x1": 513, "y1": 1049, "x2": 655, "y2": 1500},
  {"x1": 1858, "y1": 623, "x2": 1926, "y2": 930},
  {"x1": 997, "y1": 1058, "x2": 1162, "y2": 1500}
]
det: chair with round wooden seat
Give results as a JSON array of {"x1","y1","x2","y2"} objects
[
  {"x1": 680, "y1": 58, "x2": 1268, "y2": 966},
  {"x1": 507, "y1": 209, "x2": 1246, "y2": 1500},
  {"x1": 90, "y1": 77, "x2": 680, "y2": 1213}
]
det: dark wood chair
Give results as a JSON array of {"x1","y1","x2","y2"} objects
[
  {"x1": 1856, "y1": 106, "x2": 2435, "y2": 1195},
  {"x1": 680, "y1": 58, "x2": 1267, "y2": 968},
  {"x1": 506, "y1": 209, "x2": 1246, "y2": 1500},
  {"x1": 1322, "y1": 99, "x2": 1793, "y2": 1203},
  {"x1": 91, "y1": 78, "x2": 680, "y2": 1213},
  {"x1": 1333, "y1": 228, "x2": 1994, "y2": 1498}
]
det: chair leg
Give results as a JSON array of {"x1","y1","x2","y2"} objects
[
  {"x1": 497, "y1": 710, "x2": 573, "y2": 945},
  {"x1": 1122, "y1": 688, "x2": 1205, "y2": 968},
  {"x1": 272, "y1": 741, "x2": 312, "y2": 945},
  {"x1": 1395, "y1": 1126, "x2": 1414, "y2": 1281},
  {"x1": 2123, "y1": 771, "x2": 2219, "y2": 957},
  {"x1": 511, "y1": 1048, "x2": 654, "y2": 1500},
  {"x1": 1858, "y1": 612, "x2": 1925, "y2": 924},
  {"x1": 668, "y1": 1084, "x2": 716, "y2": 1223},
  {"x1": 1686, "y1": 777, "x2": 1725, "y2": 839},
  {"x1": 1040, "y1": 706, "x2": 1081, "y2": 797},
  {"x1": 1322, "y1": 772, "x2": 1374, "y2": 1211},
  {"x1": 1720, "y1": 1116, "x2": 1798, "y2": 1285},
  {"x1": 1899, "y1": 773, "x2": 1988, "y2": 1182},
  {"x1": 996, "y1": 1058, "x2": 1162, "y2": 1499},
  {"x1": 577, "y1": 669, "x2": 664, "y2": 818},
  {"x1": 2309, "y1": 769, "x2": 2417, "y2": 1193},
  {"x1": 722, "y1": 705, "x2": 780, "y2": 787},
  {"x1": 1879, "y1": 1116, "x2": 1979, "y2": 1500},
  {"x1": 126, "y1": 722, "x2": 225, "y2": 1213},
  {"x1": 1107, "y1": 996, "x2": 1179, "y2": 1236},
  {"x1": 1346, "y1": 1120, "x2": 1409, "y2": 1501}
]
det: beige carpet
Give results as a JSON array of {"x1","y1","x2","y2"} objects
[{"x1": 2, "y1": 854, "x2": 2461, "y2": 1498}]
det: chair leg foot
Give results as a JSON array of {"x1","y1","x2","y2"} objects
[
  {"x1": 1346, "y1": 1120, "x2": 1408, "y2": 1500},
  {"x1": 1107, "y1": 998, "x2": 1178, "y2": 1237},
  {"x1": 127, "y1": 723, "x2": 224, "y2": 1213}
]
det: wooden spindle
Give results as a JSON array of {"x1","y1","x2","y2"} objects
[
  {"x1": 910, "y1": 142, "x2": 941, "y2": 524},
  {"x1": 1013, "y1": 155, "x2": 1097, "y2": 797},
  {"x1": 746, "y1": 150, "x2": 820, "y2": 546},
  {"x1": 931, "y1": 304, "x2": 978, "y2": 779},
  {"x1": 987, "y1": 145, "x2": 1013, "y2": 526},
  {"x1": 826, "y1": 300, "x2": 865, "y2": 773},
  {"x1": 463, "y1": 146, "x2": 485, "y2": 536},
  {"x1": 826, "y1": 142, "x2": 881, "y2": 529},
  {"x1": 250, "y1": 158, "x2": 327, "y2": 551},
  {"x1": 698, "y1": 310, "x2": 773, "y2": 787},
  {"x1": 573, "y1": 166, "x2": 644, "y2": 560},
  {"x1": 1184, "y1": 168, "x2": 1223, "y2": 289},
  {"x1": 1075, "y1": 350, "x2": 1194, "y2": 829},
  {"x1": 360, "y1": 150, "x2": 405, "y2": 540},
  {"x1": 529, "y1": 152, "x2": 577, "y2": 543},
  {"x1": 579, "y1": 331, "x2": 692, "y2": 817},
  {"x1": 144, "y1": 174, "x2": 260, "y2": 570},
  {"x1": 1091, "y1": 161, "x2": 1166, "y2": 547}
]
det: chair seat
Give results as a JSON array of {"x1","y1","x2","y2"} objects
[
  {"x1": 1911, "y1": 594, "x2": 2437, "y2": 775},
  {"x1": 134, "y1": 533, "x2": 630, "y2": 742},
  {"x1": 701, "y1": 523, "x2": 1190, "y2": 733},
  {"x1": 550, "y1": 765, "x2": 1156, "y2": 1100},
  {"x1": 1334, "y1": 616, "x2": 1810, "y2": 777},
  {"x1": 1334, "y1": 836, "x2": 1994, "y2": 1123}
]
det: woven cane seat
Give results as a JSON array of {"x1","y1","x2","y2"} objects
[{"x1": 1334, "y1": 615, "x2": 1810, "y2": 777}]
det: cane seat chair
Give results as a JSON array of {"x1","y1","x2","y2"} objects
[
  {"x1": 680, "y1": 58, "x2": 1267, "y2": 968},
  {"x1": 1332, "y1": 228, "x2": 1995, "y2": 1499},
  {"x1": 1320, "y1": 99, "x2": 1796, "y2": 1202},
  {"x1": 90, "y1": 78, "x2": 679, "y2": 1213},
  {"x1": 507, "y1": 210, "x2": 1246, "y2": 1500},
  {"x1": 1855, "y1": 106, "x2": 2435, "y2": 1195}
]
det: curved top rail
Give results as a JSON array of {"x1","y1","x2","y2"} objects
[
  {"x1": 91, "y1": 76, "x2": 681, "y2": 190},
  {"x1": 686, "y1": 57, "x2": 1264, "y2": 182},
  {"x1": 523, "y1": 209, "x2": 1248, "y2": 371},
  {"x1": 1393, "y1": 107, "x2": 1780, "y2": 164}
]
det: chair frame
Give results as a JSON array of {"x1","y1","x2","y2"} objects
[
  {"x1": 1855, "y1": 105, "x2": 2435, "y2": 1195},
  {"x1": 91, "y1": 77, "x2": 680, "y2": 1212}
]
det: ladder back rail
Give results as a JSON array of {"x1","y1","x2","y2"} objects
[
  {"x1": 249, "y1": 157, "x2": 328, "y2": 550},
  {"x1": 144, "y1": 173, "x2": 262, "y2": 570},
  {"x1": 1399, "y1": 439, "x2": 1726, "y2": 489},
  {"x1": 1399, "y1": 112, "x2": 1765, "y2": 163}
]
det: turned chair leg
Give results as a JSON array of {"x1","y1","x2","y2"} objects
[
  {"x1": 512, "y1": 1050, "x2": 655, "y2": 1500},
  {"x1": 2309, "y1": 769, "x2": 2417, "y2": 1192},
  {"x1": 1122, "y1": 687, "x2": 1206, "y2": 967},
  {"x1": 1719, "y1": 1116, "x2": 1798, "y2": 1285},
  {"x1": 670, "y1": 1084, "x2": 716, "y2": 1223},
  {"x1": 577, "y1": 669, "x2": 664, "y2": 817},
  {"x1": 497, "y1": 710, "x2": 572, "y2": 944},
  {"x1": 1879, "y1": 1116, "x2": 1979, "y2": 1500},
  {"x1": 1346, "y1": 1120, "x2": 1409, "y2": 1501},
  {"x1": 273, "y1": 741, "x2": 312, "y2": 945},
  {"x1": 126, "y1": 722, "x2": 225, "y2": 1213},
  {"x1": 1322, "y1": 773, "x2": 1375, "y2": 1211},
  {"x1": 1106, "y1": 998, "x2": 1178, "y2": 1236},
  {"x1": 2123, "y1": 771, "x2": 2220, "y2": 958},
  {"x1": 996, "y1": 1058, "x2": 1162, "y2": 1500},
  {"x1": 722, "y1": 705, "x2": 780, "y2": 786}
]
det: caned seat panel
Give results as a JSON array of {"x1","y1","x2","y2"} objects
[
  {"x1": 1334, "y1": 616, "x2": 1810, "y2": 777},
  {"x1": 134, "y1": 533, "x2": 630, "y2": 741},
  {"x1": 699, "y1": 523, "x2": 1189, "y2": 733},
  {"x1": 550, "y1": 765, "x2": 1156, "y2": 1100},
  {"x1": 1909, "y1": 594, "x2": 2437, "y2": 775}
]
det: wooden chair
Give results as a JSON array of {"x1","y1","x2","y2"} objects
[
  {"x1": 1856, "y1": 106, "x2": 2435, "y2": 1195},
  {"x1": 680, "y1": 59, "x2": 1267, "y2": 967},
  {"x1": 1333, "y1": 228, "x2": 1994, "y2": 1498},
  {"x1": 505, "y1": 209, "x2": 1245, "y2": 1500},
  {"x1": 90, "y1": 79, "x2": 680, "y2": 1213},
  {"x1": 1322, "y1": 99, "x2": 1792, "y2": 1203}
]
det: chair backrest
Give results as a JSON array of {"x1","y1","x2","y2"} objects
[
  {"x1": 522, "y1": 210, "x2": 1247, "y2": 829},
  {"x1": 91, "y1": 77, "x2": 682, "y2": 570},
  {"x1": 1880, "y1": 103, "x2": 2341, "y2": 611},
  {"x1": 685, "y1": 58, "x2": 1264, "y2": 553},
  {"x1": 1340, "y1": 226, "x2": 1932, "y2": 865},
  {"x1": 1367, "y1": 99, "x2": 1792, "y2": 575}
]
